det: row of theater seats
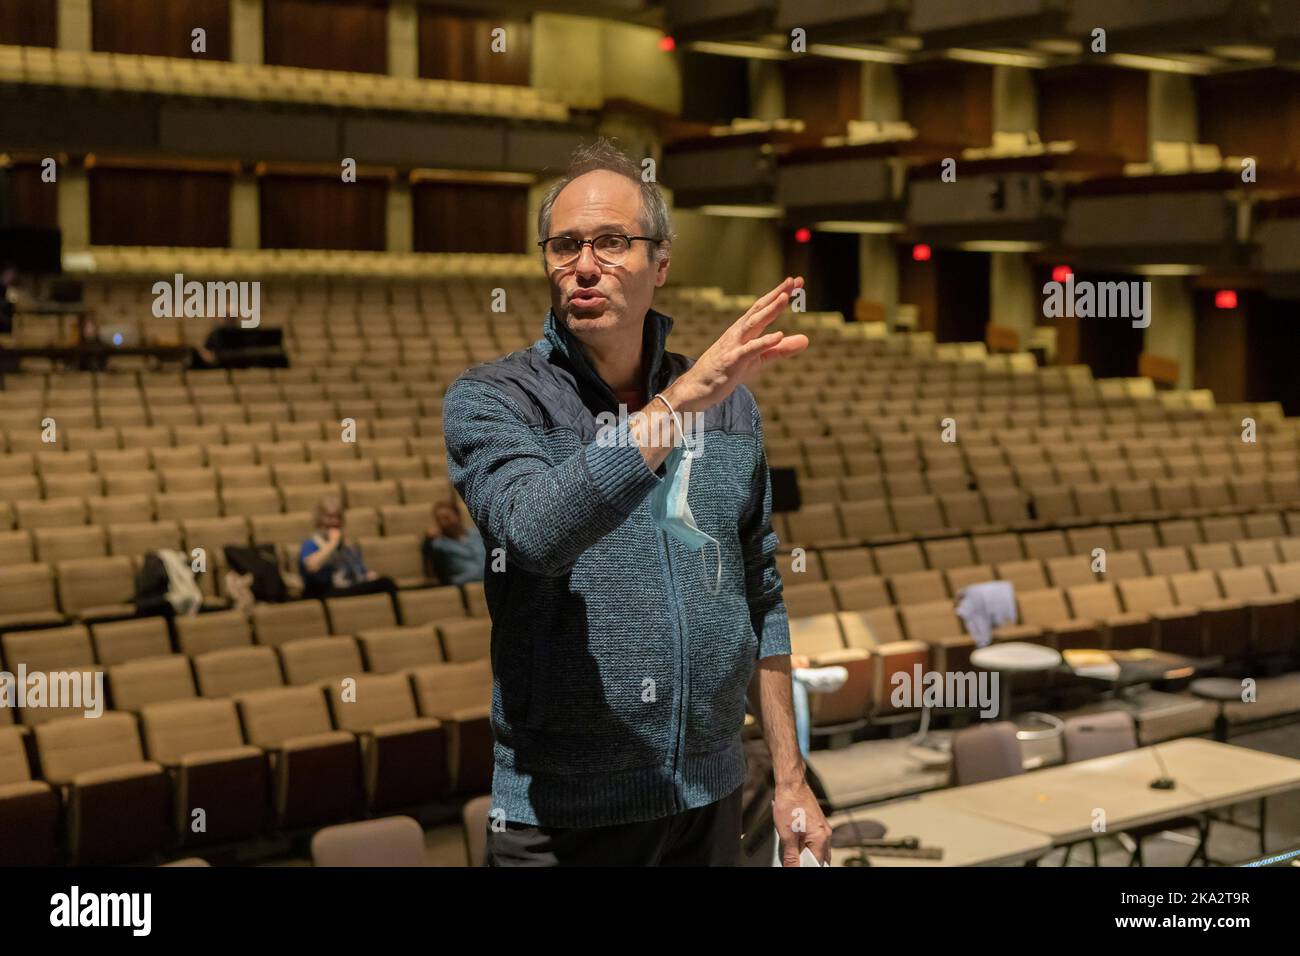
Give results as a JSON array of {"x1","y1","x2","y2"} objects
[
  {"x1": 0, "y1": 664, "x2": 492, "y2": 864},
  {"x1": 0, "y1": 44, "x2": 569, "y2": 121},
  {"x1": 82, "y1": 275, "x2": 553, "y2": 307},
  {"x1": 777, "y1": 494, "x2": 1299, "y2": 551},
  {"x1": 0, "y1": 523, "x2": 485, "y2": 623},
  {"x1": 64, "y1": 249, "x2": 546, "y2": 284},
  {"x1": 0, "y1": 591, "x2": 494, "y2": 863},
  {"x1": 783, "y1": 557, "x2": 1300, "y2": 732}
]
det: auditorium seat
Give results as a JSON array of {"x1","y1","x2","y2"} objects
[
  {"x1": 34, "y1": 526, "x2": 106, "y2": 564},
  {"x1": 461, "y1": 581, "x2": 489, "y2": 618},
  {"x1": 0, "y1": 562, "x2": 64, "y2": 630},
  {"x1": 1066, "y1": 583, "x2": 1152, "y2": 650},
  {"x1": 872, "y1": 541, "x2": 926, "y2": 575},
  {"x1": 898, "y1": 600, "x2": 974, "y2": 673},
  {"x1": 90, "y1": 493, "x2": 154, "y2": 525},
  {"x1": 0, "y1": 529, "x2": 34, "y2": 566},
  {"x1": 409, "y1": 659, "x2": 493, "y2": 794},
  {"x1": 155, "y1": 491, "x2": 221, "y2": 521},
  {"x1": 837, "y1": 608, "x2": 930, "y2": 716},
  {"x1": 176, "y1": 609, "x2": 252, "y2": 657},
  {"x1": 140, "y1": 697, "x2": 272, "y2": 846},
  {"x1": 787, "y1": 614, "x2": 874, "y2": 728},
  {"x1": 888, "y1": 569, "x2": 948, "y2": 605},
  {"x1": 35, "y1": 712, "x2": 170, "y2": 864},
  {"x1": 996, "y1": 588, "x2": 1098, "y2": 651},
  {"x1": 325, "y1": 593, "x2": 396, "y2": 635},
  {"x1": 0, "y1": 726, "x2": 59, "y2": 865},
  {"x1": 0, "y1": 623, "x2": 103, "y2": 725},
  {"x1": 56, "y1": 556, "x2": 136, "y2": 621},
  {"x1": 782, "y1": 581, "x2": 838, "y2": 618},
  {"x1": 108, "y1": 655, "x2": 197, "y2": 711},
  {"x1": 358, "y1": 625, "x2": 444, "y2": 673},
  {"x1": 326, "y1": 673, "x2": 448, "y2": 810},
  {"x1": 972, "y1": 532, "x2": 1024, "y2": 565},
  {"x1": 1218, "y1": 566, "x2": 1298, "y2": 657},
  {"x1": 108, "y1": 520, "x2": 182, "y2": 556},
  {"x1": 278, "y1": 637, "x2": 364, "y2": 686},
  {"x1": 90, "y1": 616, "x2": 171, "y2": 666},
  {"x1": 252, "y1": 600, "x2": 329, "y2": 648},
  {"x1": 436, "y1": 619, "x2": 491, "y2": 662},
  {"x1": 818, "y1": 546, "x2": 874, "y2": 580},
  {"x1": 193, "y1": 646, "x2": 284, "y2": 698},
  {"x1": 234, "y1": 686, "x2": 363, "y2": 828},
  {"x1": 1115, "y1": 576, "x2": 1203, "y2": 657},
  {"x1": 1169, "y1": 571, "x2": 1250, "y2": 661},
  {"x1": 395, "y1": 586, "x2": 465, "y2": 626}
]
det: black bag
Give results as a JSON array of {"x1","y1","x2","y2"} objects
[
  {"x1": 223, "y1": 544, "x2": 288, "y2": 603},
  {"x1": 133, "y1": 552, "x2": 171, "y2": 618}
]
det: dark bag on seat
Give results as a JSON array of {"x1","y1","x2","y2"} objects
[{"x1": 223, "y1": 545, "x2": 288, "y2": 603}]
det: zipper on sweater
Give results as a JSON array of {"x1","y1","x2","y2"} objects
[{"x1": 659, "y1": 527, "x2": 692, "y2": 813}]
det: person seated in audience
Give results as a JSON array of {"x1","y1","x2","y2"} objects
[
  {"x1": 422, "y1": 499, "x2": 486, "y2": 586},
  {"x1": 300, "y1": 495, "x2": 396, "y2": 599},
  {"x1": 190, "y1": 315, "x2": 238, "y2": 369}
]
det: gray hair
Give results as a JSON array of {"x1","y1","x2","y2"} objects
[{"x1": 537, "y1": 138, "x2": 673, "y2": 266}]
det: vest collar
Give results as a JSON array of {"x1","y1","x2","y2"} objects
[{"x1": 543, "y1": 307, "x2": 675, "y2": 405}]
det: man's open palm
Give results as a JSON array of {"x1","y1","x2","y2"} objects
[{"x1": 668, "y1": 276, "x2": 810, "y2": 413}]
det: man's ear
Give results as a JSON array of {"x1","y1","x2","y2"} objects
[{"x1": 654, "y1": 245, "x2": 671, "y2": 287}]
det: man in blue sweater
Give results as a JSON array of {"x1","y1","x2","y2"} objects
[{"x1": 443, "y1": 139, "x2": 830, "y2": 866}]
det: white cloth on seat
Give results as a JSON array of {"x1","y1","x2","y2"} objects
[{"x1": 954, "y1": 580, "x2": 1017, "y2": 648}]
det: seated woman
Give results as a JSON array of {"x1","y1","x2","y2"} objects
[
  {"x1": 421, "y1": 499, "x2": 486, "y2": 586},
  {"x1": 299, "y1": 495, "x2": 396, "y2": 599}
]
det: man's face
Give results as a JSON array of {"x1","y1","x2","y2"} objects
[
  {"x1": 434, "y1": 504, "x2": 461, "y2": 535},
  {"x1": 546, "y1": 169, "x2": 669, "y2": 340},
  {"x1": 321, "y1": 506, "x2": 343, "y2": 531}
]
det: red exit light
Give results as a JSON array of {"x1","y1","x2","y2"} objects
[
  {"x1": 794, "y1": 227, "x2": 812, "y2": 244},
  {"x1": 1214, "y1": 289, "x2": 1238, "y2": 309},
  {"x1": 658, "y1": 36, "x2": 676, "y2": 51},
  {"x1": 1052, "y1": 265, "x2": 1072, "y2": 283},
  {"x1": 911, "y1": 244, "x2": 932, "y2": 261}
]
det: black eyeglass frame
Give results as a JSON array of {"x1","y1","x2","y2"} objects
[{"x1": 537, "y1": 234, "x2": 663, "y2": 265}]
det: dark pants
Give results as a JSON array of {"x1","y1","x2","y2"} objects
[
  {"x1": 303, "y1": 575, "x2": 397, "y2": 601},
  {"x1": 486, "y1": 786, "x2": 744, "y2": 867}
]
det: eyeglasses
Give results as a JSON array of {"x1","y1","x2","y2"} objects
[{"x1": 538, "y1": 234, "x2": 660, "y2": 268}]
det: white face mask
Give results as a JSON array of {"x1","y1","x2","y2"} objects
[{"x1": 651, "y1": 441, "x2": 722, "y2": 596}]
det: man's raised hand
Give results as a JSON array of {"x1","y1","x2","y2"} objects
[{"x1": 665, "y1": 276, "x2": 810, "y2": 414}]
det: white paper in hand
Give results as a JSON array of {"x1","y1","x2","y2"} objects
[{"x1": 799, "y1": 847, "x2": 827, "y2": 867}]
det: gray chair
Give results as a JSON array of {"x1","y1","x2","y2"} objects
[
  {"x1": 1062, "y1": 711, "x2": 1206, "y2": 866},
  {"x1": 950, "y1": 721, "x2": 1022, "y2": 786}
]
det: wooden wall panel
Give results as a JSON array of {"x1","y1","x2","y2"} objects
[
  {"x1": 1037, "y1": 67, "x2": 1148, "y2": 162},
  {"x1": 264, "y1": 0, "x2": 387, "y2": 74},
  {"x1": 3, "y1": 164, "x2": 59, "y2": 230},
  {"x1": 418, "y1": 7, "x2": 530, "y2": 86},
  {"x1": 89, "y1": 167, "x2": 230, "y2": 247},
  {"x1": 0, "y1": 0, "x2": 58, "y2": 47},
  {"x1": 901, "y1": 63, "x2": 993, "y2": 150},
  {"x1": 1198, "y1": 71, "x2": 1300, "y2": 172},
  {"x1": 92, "y1": 0, "x2": 231, "y2": 59},
  {"x1": 782, "y1": 58, "x2": 861, "y2": 136},
  {"x1": 412, "y1": 181, "x2": 526, "y2": 253},
  {"x1": 259, "y1": 175, "x2": 386, "y2": 250}
]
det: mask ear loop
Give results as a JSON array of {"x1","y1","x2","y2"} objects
[
  {"x1": 701, "y1": 538, "x2": 722, "y2": 596},
  {"x1": 652, "y1": 391, "x2": 687, "y2": 454}
]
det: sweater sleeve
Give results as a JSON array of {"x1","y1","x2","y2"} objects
[
  {"x1": 738, "y1": 392, "x2": 790, "y2": 659},
  {"x1": 442, "y1": 376, "x2": 662, "y2": 578}
]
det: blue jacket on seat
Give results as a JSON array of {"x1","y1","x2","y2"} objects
[{"x1": 442, "y1": 307, "x2": 789, "y2": 827}]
